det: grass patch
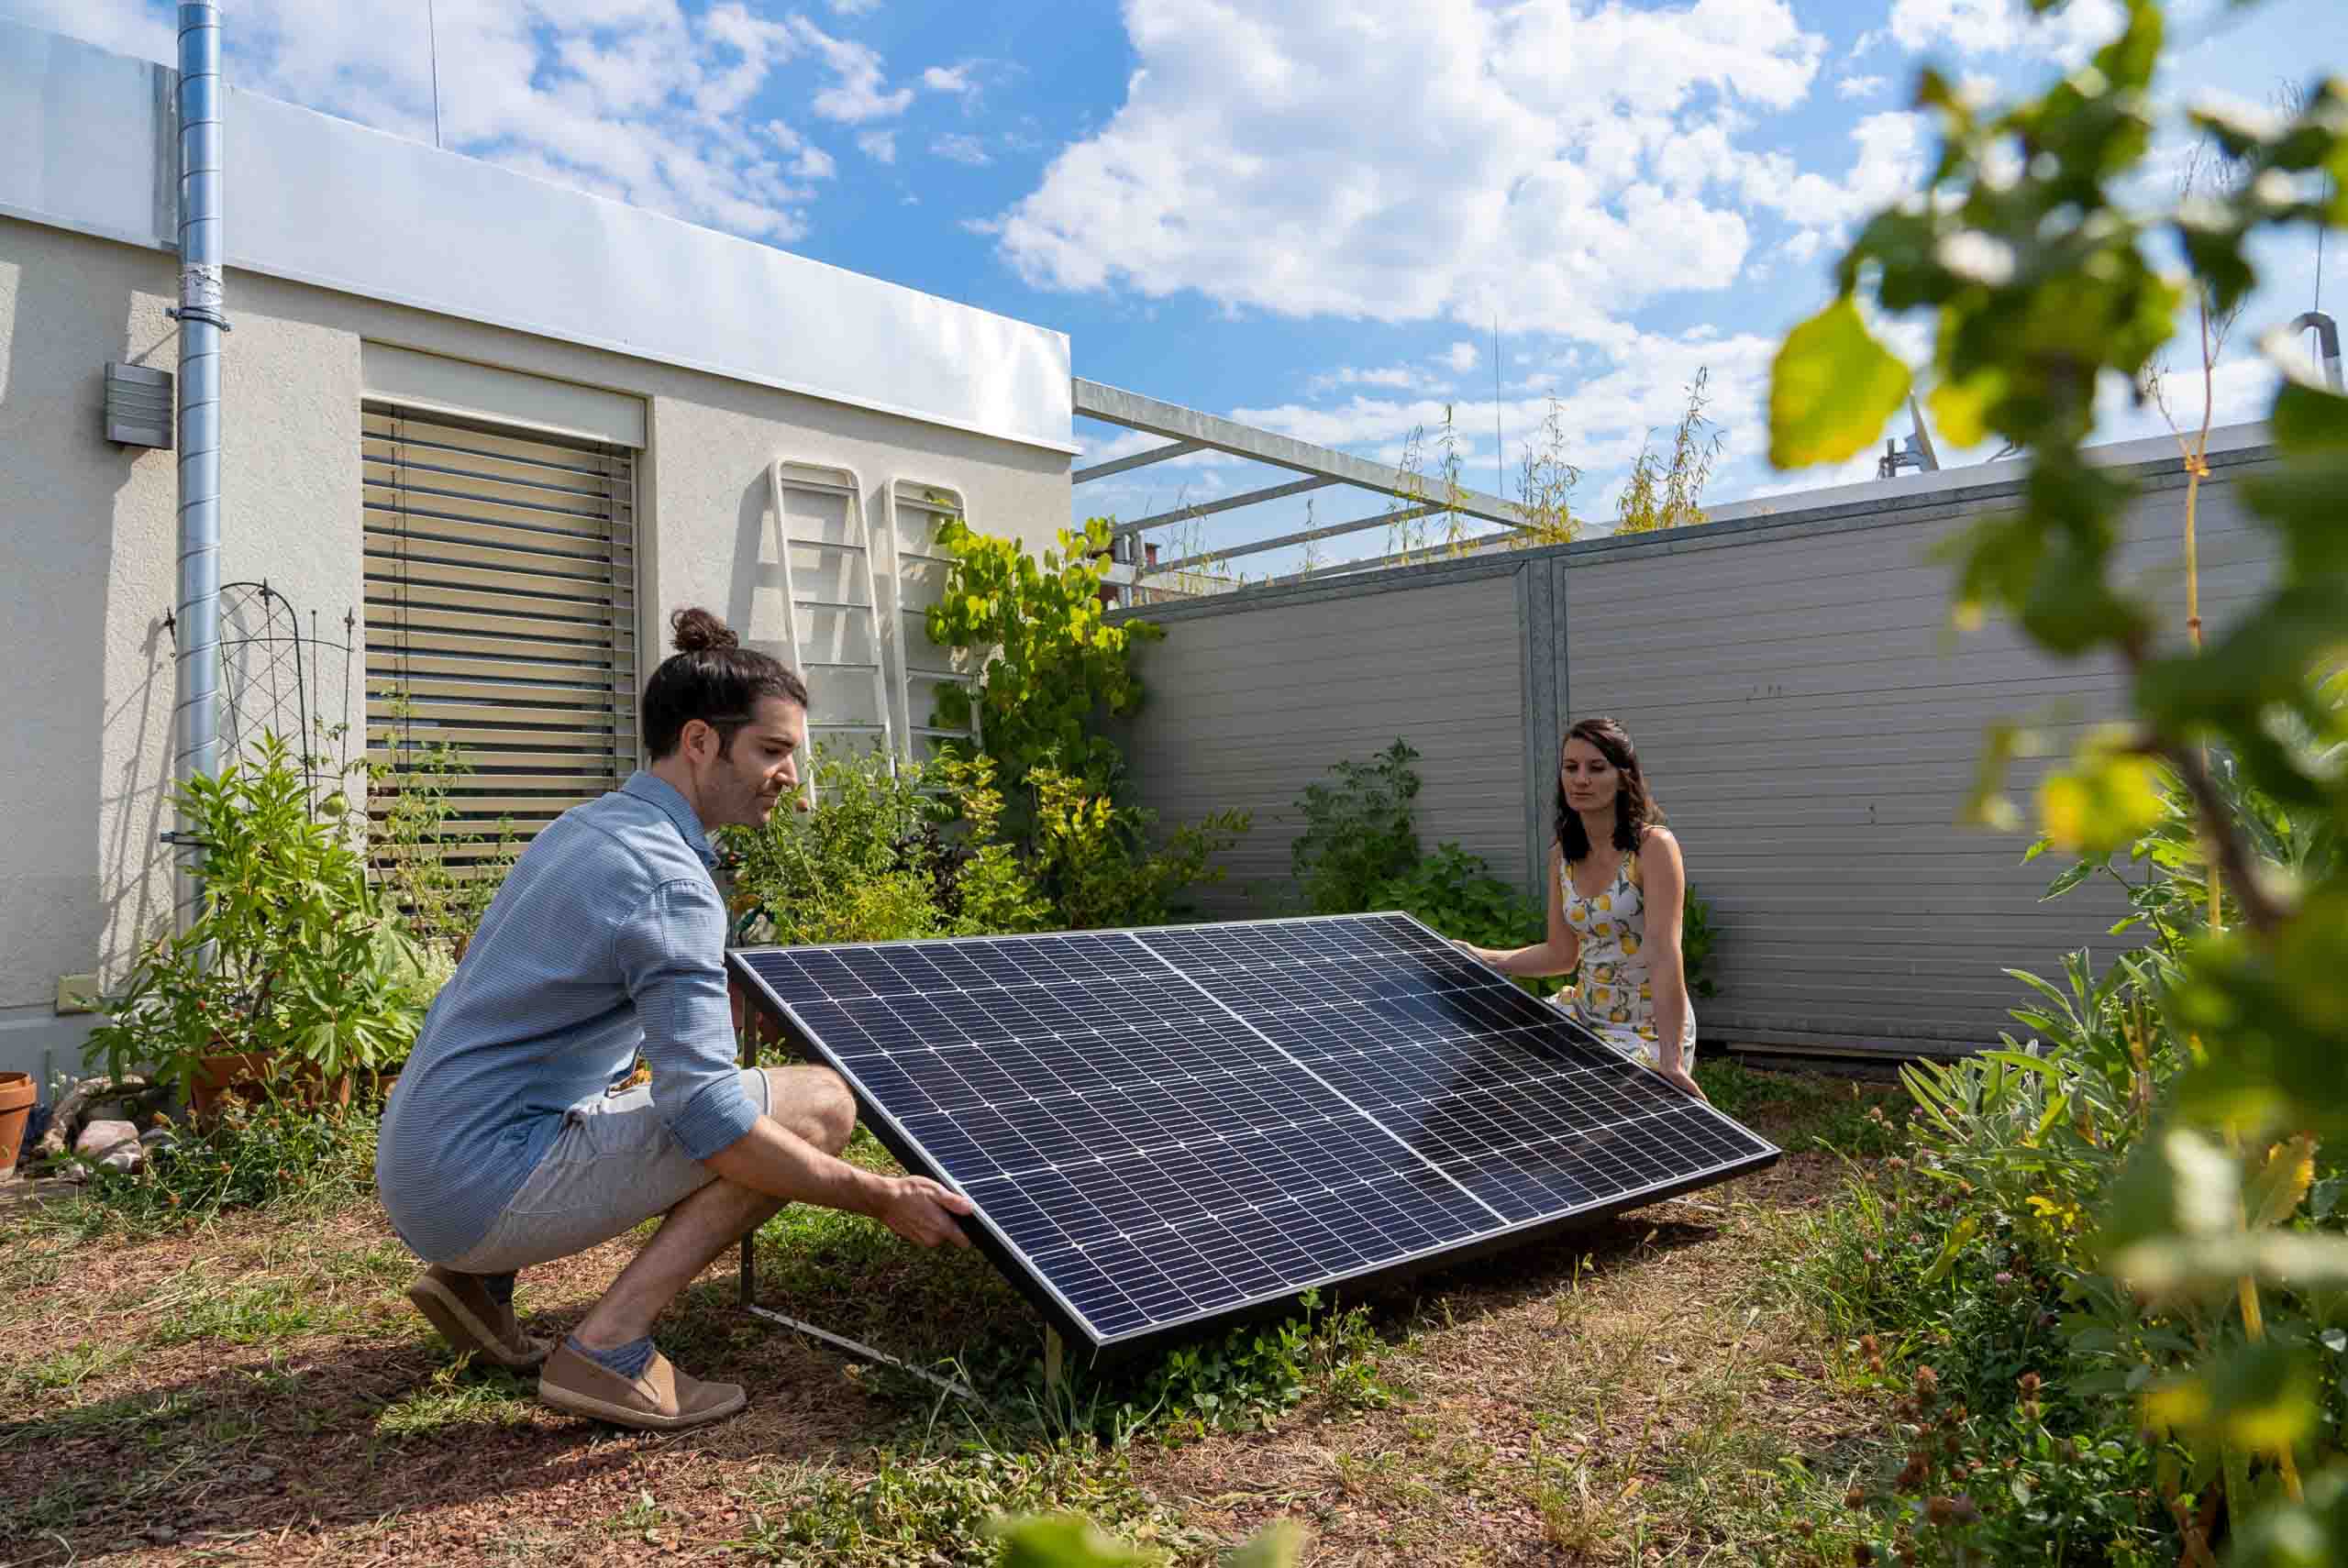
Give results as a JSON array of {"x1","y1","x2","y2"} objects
[
  {"x1": 142, "y1": 1274, "x2": 324, "y2": 1347},
  {"x1": 373, "y1": 1361, "x2": 539, "y2": 1440},
  {"x1": 723, "y1": 1444, "x2": 1191, "y2": 1566},
  {"x1": 1696, "y1": 1059, "x2": 1907, "y2": 1157},
  {"x1": 5, "y1": 1340, "x2": 138, "y2": 1400}
]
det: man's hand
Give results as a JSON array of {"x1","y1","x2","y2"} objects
[{"x1": 870, "y1": 1175, "x2": 976, "y2": 1249}]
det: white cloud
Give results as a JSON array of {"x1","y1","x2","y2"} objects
[
  {"x1": 1836, "y1": 72, "x2": 1888, "y2": 100},
  {"x1": 925, "y1": 62, "x2": 978, "y2": 94},
  {"x1": 931, "y1": 132, "x2": 992, "y2": 167},
  {"x1": 1888, "y1": 0, "x2": 2126, "y2": 63},
  {"x1": 1307, "y1": 365, "x2": 1425, "y2": 393},
  {"x1": 792, "y1": 15, "x2": 914, "y2": 123},
  {"x1": 857, "y1": 128, "x2": 898, "y2": 163},
  {"x1": 5, "y1": 0, "x2": 910, "y2": 244},
  {"x1": 991, "y1": 0, "x2": 1828, "y2": 343},
  {"x1": 1442, "y1": 341, "x2": 1480, "y2": 373},
  {"x1": 1, "y1": 0, "x2": 172, "y2": 61},
  {"x1": 830, "y1": 0, "x2": 883, "y2": 15},
  {"x1": 765, "y1": 121, "x2": 838, "y2": 182}
]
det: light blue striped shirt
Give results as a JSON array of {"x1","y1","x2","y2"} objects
[{"x1": 375, "y1": 771, "x2": 760, "y2": 1263}]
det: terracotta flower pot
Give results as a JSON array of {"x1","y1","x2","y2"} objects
[
  {"x1": 191, "y1": 1052, "x2": 353, "y2": 1124},
  {"x1": 0, "y1": 1070, "x2": 34, "y2": 1175}
]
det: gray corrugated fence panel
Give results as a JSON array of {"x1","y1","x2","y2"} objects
[
  {"x1": 1106, "y1": 439, "x2": 2280, "y2": 1057},
  {"x1": 1518, "y1": 564, "x2": 1565, "y2": 896},
  {"x1": 1118, "y1": 571, "x2": 1530, "y2": 919},
  {"x1": 1562, "y1": 455, "x2": 2273, "y2": 1055}
]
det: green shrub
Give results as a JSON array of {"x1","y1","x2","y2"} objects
[
  {"x1": 1368, "y1": 842, "x2": 1561, "y2": 999},
  {"x1": 923, "y1": 513, "x2": 1161, "y2": 799},
  {"x1": 724, "y1": 745, "x2": 954, "y2": 947},
  {"x1": 722, "y1": 746, "x2": 1246, "y2": 942},
  {"x1": 1024, "y1": 764, "x2": 1248, "y2": 931},
  {"x1": 85, "y1": 733, "x2": 431, "y2": 1098},
  {"x1": 1789, "y1": 760, "x2": 2348, "y2": 1562},
  {"x1": 1291, "y1": 739, "x2": 1423, "y2": 916}
]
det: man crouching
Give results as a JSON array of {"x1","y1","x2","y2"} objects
[{"x1": 375, "y1": 606, "x2": 972, "y2": 1430}]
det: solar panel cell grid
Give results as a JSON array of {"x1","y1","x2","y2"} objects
[{"x1": 731, "y1": 911, "x2": 1778, "y2": 1354}]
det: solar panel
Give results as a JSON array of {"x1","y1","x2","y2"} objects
[{"x1": 728, "y1": 912, "x2": 1780, "y2": 1358}]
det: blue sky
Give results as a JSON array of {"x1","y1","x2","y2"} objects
[{"x1": 12, "y1": 0, "x2": 2342, "y2": 580}]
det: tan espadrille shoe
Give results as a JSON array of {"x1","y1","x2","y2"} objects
[
  {"x1": 405, "y1": 1266, "x2": 551, "y2": 1371},
  {"x1": 537, "y1": 1342, "x2": 748, "y2": 1431}
]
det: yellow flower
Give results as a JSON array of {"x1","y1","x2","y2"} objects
[
  {"x1": 1622, "y1": 935, "x2": 1640, "y2": 955},
  {"x1": 1595, "y1": 894, "x2": 1611, "y2": 912}
]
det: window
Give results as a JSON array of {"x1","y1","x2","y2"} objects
[{"x1": 362, "y1": 402, "x2": 637, "y2": 868}]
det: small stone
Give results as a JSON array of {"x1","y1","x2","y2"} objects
[
  {"x1": 97, "y1": 1143, "x2": 143, "y2": 1174},
  {"x1": 77, "y1": 1120, "x2": 139, "y2": 1158}
]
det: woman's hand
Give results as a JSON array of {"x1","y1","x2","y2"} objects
[{"x1": 1658, "y1": 1062, "x2": 1708, "y2": 1102}]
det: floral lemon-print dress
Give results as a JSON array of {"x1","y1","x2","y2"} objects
[{"x1": 1558, "y1": 853, "x2": 1695, "y2": 1073}]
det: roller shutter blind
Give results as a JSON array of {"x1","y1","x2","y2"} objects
[{"x1": 362, "y1": 403, "x2": 638, "y2": 867}]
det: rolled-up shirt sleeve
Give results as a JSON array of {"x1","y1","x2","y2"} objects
[{"x1": 610, "y1": 877, "x2": 759, "y2": 1160}]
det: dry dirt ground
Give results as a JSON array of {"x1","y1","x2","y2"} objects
[{"x1": 0, "y1": 1069, "x2": 1904, "y2": 1567}]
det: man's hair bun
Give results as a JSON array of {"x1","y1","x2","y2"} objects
[{"x1": 669, "y1": 606, "x2": 738, "y2": 654}]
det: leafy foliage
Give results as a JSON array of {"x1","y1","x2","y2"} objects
[
  {"x1": 924, "y1": 514, "x2": 1163, "y2": 797},
  {"x1": 1768, "y1": 6, "x2": 2346, "y2": 1550},
  {"x1": 722, "y1": 746, "x2": 1244, "y2": 941},
  {"x1": 912, "y1": 514, "x2": 1247, "y2": 925},
  {"x1": 1025, "y1": 767, "x2": 1249, "y2": 931},
  {"x1": 723, "y1": 746, "x2": 957, "y2": 947},
  {"x1": 1794, "y1": 766, "x2": 2348, "y2": 1561},
  {"x1": 1291, "y1": 739, "x2": 1423, "y2": 916},
  {"x1": 85, "y1": 734, "x2": 432, "y2": 1097}
]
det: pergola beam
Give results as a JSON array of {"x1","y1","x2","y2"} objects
[
  {"x1": 1146, "y1": 501, "x2": 1450, "y2": 576},
  {"x1": 1108, "y1": 476, "x2": 1338, "y2": 542},
  {"x1": 1071, "y1": 439, "x2": 1205, "y2": 484},
  {"x1": 1073, "y1": 378, "x2": 1528, "y2": 533}
]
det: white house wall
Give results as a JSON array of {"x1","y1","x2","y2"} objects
[{"x1": 0, "y1": 212, "x2": 1072, "y2": 1085}]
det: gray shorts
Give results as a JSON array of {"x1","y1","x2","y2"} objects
[{"x1": 441, "y1": 1067, "x2": 774, "y2": 1275}]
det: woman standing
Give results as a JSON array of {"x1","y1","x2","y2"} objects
[{"x1": 1458, "y1": 717, "x2": 1705, "y2": 1102}]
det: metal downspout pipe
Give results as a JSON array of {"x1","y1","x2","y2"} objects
[{"x1": 172, "y1": 1, "x2": 226, "y2": 917}]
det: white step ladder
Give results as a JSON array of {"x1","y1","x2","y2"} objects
[
  {"x1": 767, "y1": 459, "x2": 896, "y2": 808},
  {"x1": 880, "y1": 479, "x2": 983, "y2": 763}
]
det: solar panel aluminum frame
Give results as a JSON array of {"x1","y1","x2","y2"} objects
[{"x1": 727, "y1": 911, "x2": 1782, "y2": 1364}]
